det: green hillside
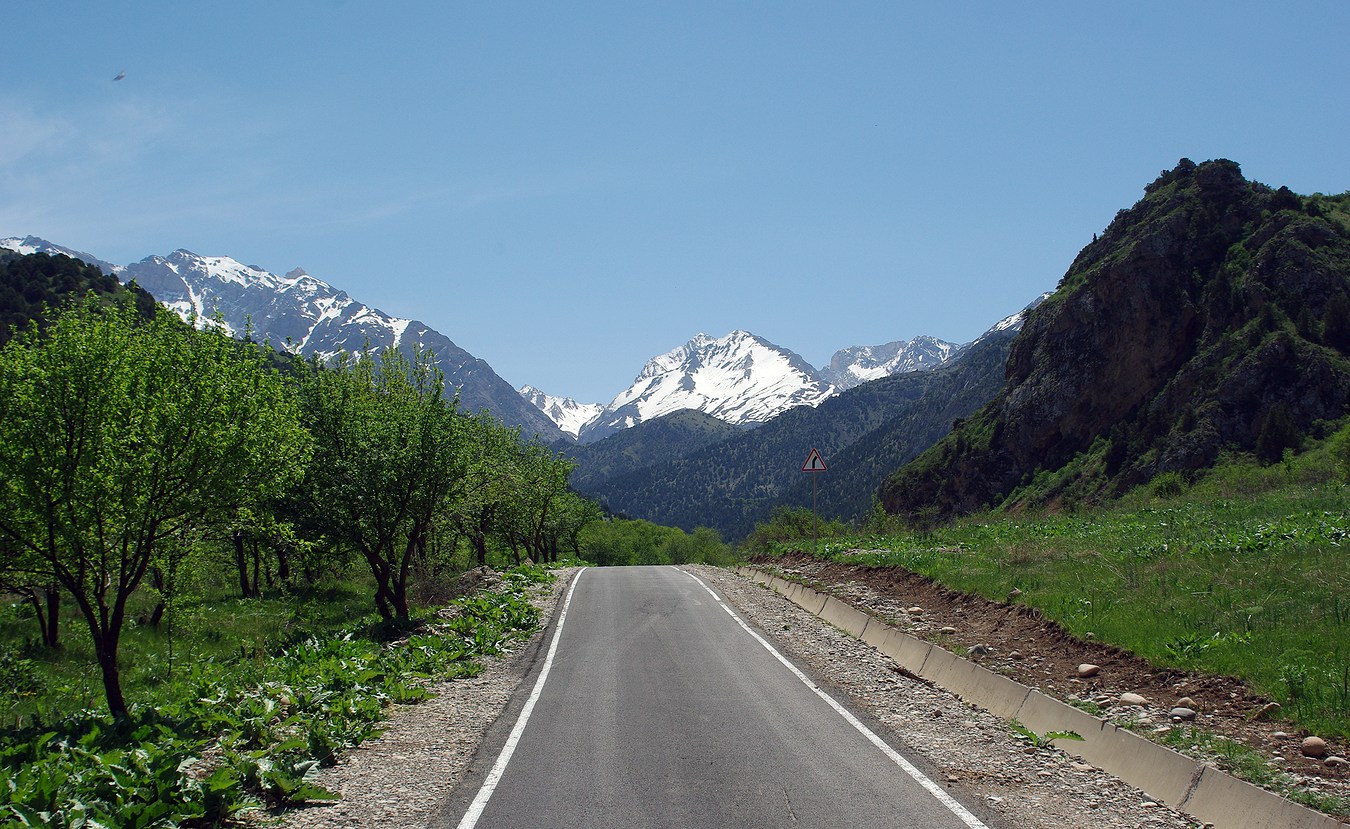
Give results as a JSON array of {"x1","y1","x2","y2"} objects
[{"x1": 882, "y1": 159, "x2": 1350, "y2": 522}]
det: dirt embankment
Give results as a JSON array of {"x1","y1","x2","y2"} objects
[{"x1": 755, "y1": 552, "x2": 1348, "y2": 800}]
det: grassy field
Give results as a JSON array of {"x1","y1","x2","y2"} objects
[{"x1": 766, "y1": 446, "x2": 1350, "y2": 743}]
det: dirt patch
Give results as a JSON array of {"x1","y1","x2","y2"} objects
[{"x1": 754, "y1": 553, "x2": 1348, "y2": 801}]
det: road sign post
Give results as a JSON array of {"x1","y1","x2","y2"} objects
[{"x1": 801, "y1": 448, "x2": 827, "y2": 556}]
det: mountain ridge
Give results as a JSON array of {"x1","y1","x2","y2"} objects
[
  {"x1": 524, "y1": 329, "x2": 969, "y2": 442},
  {"x1": 0, "y1": 238, "x2": 566, "y2": 442},
  {"x1": 568, "y1": 296, "x2": 1042, "y2": 537}
]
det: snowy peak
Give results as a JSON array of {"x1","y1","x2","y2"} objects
[
  {"x1": 519, "y1": 386, "x2": 603, "y2": 439},
  {"x1": 822, "y1": 334, "x2": 961, "y2": 391},
  {"x1": 578, "y1": 331, "x2": 834, "y2": 443},
  {"x1": 4, "y1": 238, "x2": 563, "y2": 441},
  {"x1": 0, "y1": 235, "x2": 119, "y2": 275},
  {"x1": 966, "y1": 292, "x2": 1051, "y2": 349}
]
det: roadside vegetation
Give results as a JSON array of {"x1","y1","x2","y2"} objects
[
  {"x1": 0, "y1": 564, "x2": 551, "y2": 826},
  {"x1": 743, "y1": 422, "x2": 1350, "y2": 744},
  {"x1": 0, "y1": 284, "x2": 745, "y2": 826}
]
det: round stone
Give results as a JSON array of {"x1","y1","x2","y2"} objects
[
  {"x1": 1119, "y1": 692, "x2": 1149, "y2": 706},
  {"x1": 1301, "y1": 736, "x2": 1328, "y2": 758},
  {"x1": 1168, "y1": 707, "x2": 1197, "y2": 722},
  {"x1": 1077, "y1": 663, "x2": 1101, "y2": 678}
]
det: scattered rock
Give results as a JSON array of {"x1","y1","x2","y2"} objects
[
  {"x1": 453, "y1": 565, "x2": 501, "y2": 596},
  {"x1": 906, "y1": 606, "x2": 924, "y2": 615},
  {"x1": 1272, "y1": 731, "x2": 1291, "y2": 740},
  {"x1": 1077, "y1": 663, "x2": 1101, "y2": 678},
  {"x1": 1251, "y1": 702, "x2": 1281, "y2": 721},
  {"x1": 939, "y1": 626, "x2": 958, "y2": 635},
  {"x1": 971, "y1": 644, "x2": 992, "y2": 656},
  {"x1": 1119, "y1": 692, "x2": 1149, "y2": 706},
  {"x1": 1301, "y1": 736, "x2": 1328, "y2": 758},
  {"x1": 1176, "y1": 696, "x2": 1197, "y2": 709},
  {"x1": 1169, "y1": 708, "x2": 1198, "y2": 722},
  {"x1": 1071, "y1": 762, "x2": 1095, "y2": 772},
  {"x1": 1325, "y1": 756, "x2": 1348, "y2": 769},
  {"x1": 1009, "y1": 650, "x2": 1025, "y2": 660}
]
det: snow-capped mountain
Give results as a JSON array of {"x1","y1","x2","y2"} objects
[
  {"x1": 518, "y1": 386, "x2": 603, "y2": 440},
  {"x1": 1, "y1": 237, "x2": 564, "y2": 442},
  {"x1": 821, "y1": 335, "x2": 961, "y2": 391},
  {"x1": 576, "y1": 331, "x2": 835, "y2": 443},
  {"x1": 1, "y1": 235, "x2": 119, "y2": 274}
]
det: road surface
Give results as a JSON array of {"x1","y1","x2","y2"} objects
[{"x1": 439, "y1": 566, "x2": 997, "y2": 828}]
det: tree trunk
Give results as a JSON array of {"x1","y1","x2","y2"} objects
[
  {"x1": 95, "y1": 634, "x2": 128, "y2": 719},
  {"x1": 43, "y1": 586, "x2": 60, "y2": 647},
  {"x1": 250, "y1": 540, "x2": 262, "y2": 597},
  {"x1": 234, "y1": 530, "x2": 253, "y2": 597},
  {"x1": 276, "y1": 543, "x2": 291, "y2": 587},
  {"x1": 24, "y1": 587, "x2": 61, "y2": 648},
  {"x1": 148, "y1": 567, "x2": 167, "y2": 628}
]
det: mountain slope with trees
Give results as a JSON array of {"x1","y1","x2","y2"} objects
[
  {"x1": 0, "y1": 250, "x2": 156, "y2": 342},
  {"x1": 573, "y1": 318, "x2": 1026, "y2": 538},
  {"x1": 881, "y1": 159, "x2": 1350, "y2": 521}
]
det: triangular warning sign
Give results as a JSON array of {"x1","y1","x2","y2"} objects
[{"x1": 801, "y1": 448, "x2": 827, "y2": 472}]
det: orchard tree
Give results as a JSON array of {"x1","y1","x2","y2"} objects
[
  {"x1": 297, "y1": 344, "x2": 465, "y2": 621},
  {"x1": 0, "y1": 298, "x2": 309, "y2": 717},
  {"x1": 448, "y1": 412, "x2": 524, "y2": 567}
]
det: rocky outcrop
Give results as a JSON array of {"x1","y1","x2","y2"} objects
[{"x1": 881, "y1": 159, "x2": 1350, "y2": 521}]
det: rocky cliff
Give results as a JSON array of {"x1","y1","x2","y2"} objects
[{"x1": 880, "y1": 159, "x2": 1350, "y2": 520}]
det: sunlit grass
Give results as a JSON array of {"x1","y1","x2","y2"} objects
[{"x1": 765, "y1": 449, "x2": 1350, "y2": 741}]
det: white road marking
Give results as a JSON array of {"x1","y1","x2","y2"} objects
[
  {"x1": 456, "y1": 568, "x2": 585, "y2": 829},
  {"x1": 681, "y1": 567, "x2": 990, "y2": 829}
]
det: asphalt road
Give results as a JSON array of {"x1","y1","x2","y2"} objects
[{"x1": 440, "y1": 566, "x2": 995, "y2": 829}]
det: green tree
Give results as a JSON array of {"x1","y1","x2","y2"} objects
[
  {"x1": 449, "y1": 412, "x2": 524, "y2": 567},
  {"x1": 0, "y1": 298, "x2": 309, "y2": 717},
  {"x1": 297, "y1": 344, "x2": 465, "y2": 621},
  {"x1": 495, "y1": 443, "x2": 578, "y2": 564}
]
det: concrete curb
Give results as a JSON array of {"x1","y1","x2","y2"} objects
[{"x1": 735, "y1": 567, "x2": 1346, "y2": 829}]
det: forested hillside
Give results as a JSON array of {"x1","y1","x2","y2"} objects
[
  {"x1": 881, "y1": 159, "x2": 1350, "y2": 521},
  {"x1": 573, "y1": 323, "x2": 1021, "y2": 538},
  {"x1": 0, "y1": 250, "x2": 156, "y2": 341},
  {"x1": 565, "y1": 408, "x2": 742, "y2": 491}
]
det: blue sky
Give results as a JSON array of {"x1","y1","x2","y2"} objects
[{"x1": 5, "y1": 2, "x2": 1349, "y2": 403}]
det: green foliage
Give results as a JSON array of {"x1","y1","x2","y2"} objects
[
  {"x1": 0, "y1": 251, "x2": 154, "y2": 345},
  {"x1": 740, "y1": 506, "x2": 852, "y2": 553},
  {"x1": 798, "y1": 461, "x2": 1350, "y2": 741},
  {"x1": 0, "y1": 564, "x2": 551, "y2": 826},
  {"x1": 295, "y1": 344, "x2": 466, "y2": 621},
  {"x1": 578, "y1": 519, "x2": 737, "y2": 567},
  {"x1": 1009, "y1": 719, "x2": 1084, "y2": 748},
  {"x1": 1149, "y1": 470, "x2": 1186, "y2": 499},
  {"x1": 0, "y1": 297, "x2": 310, "y2": 717}
]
